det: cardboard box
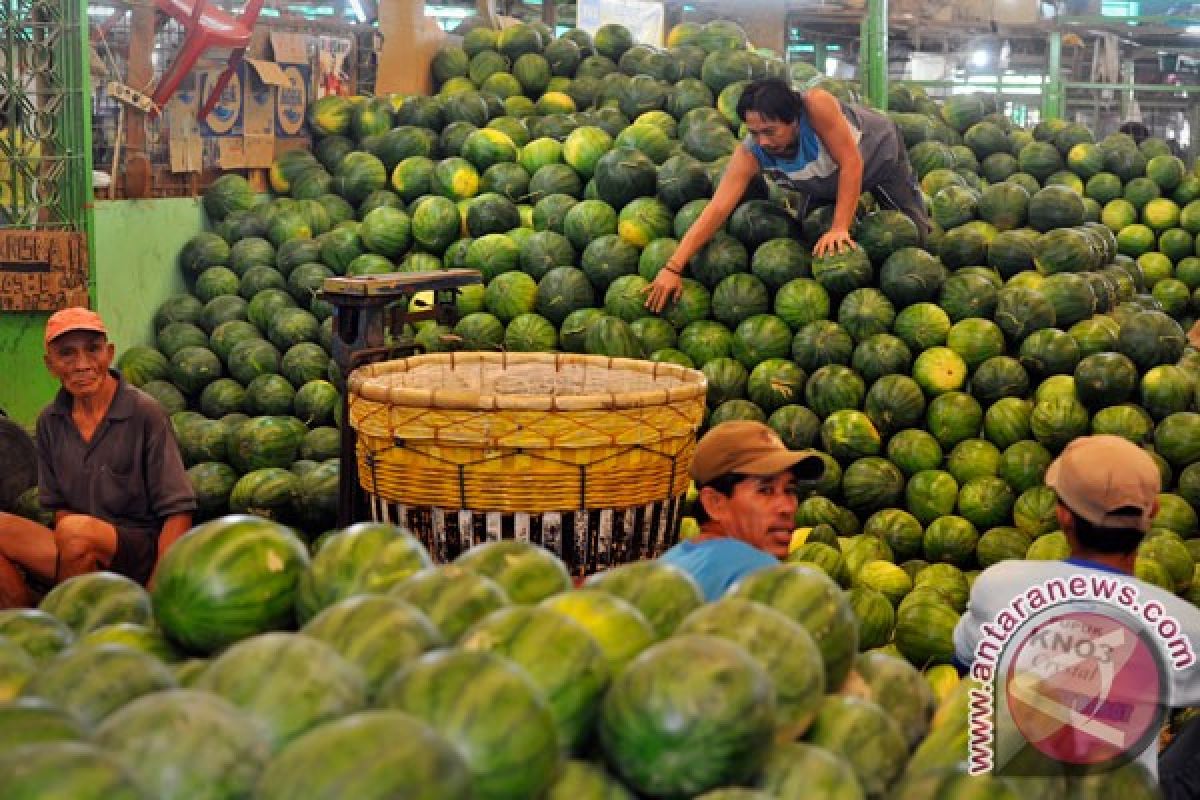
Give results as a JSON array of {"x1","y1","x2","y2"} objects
[{"x1": 166, "y1": 37, "x2": 313, "y2": 172}]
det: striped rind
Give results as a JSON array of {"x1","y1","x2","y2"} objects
[
  {"x1": 584, "y1": 561, "x2": 704, "y2": 639},
  {"x1": 151, "y1": 516, "x2": 311, "y2": 654},
  {"x1": 255, "y1": 710, "x2": 473, "y2": 800},
  {"x1": 377, "y1": 649, "x2": 561, "y2": 800},
  {"x1": 727, "y1": 564, "x2": 860, "y2": 689},
  {"x1": 755, "y1": 742, "x2": 865, "y2": 800},
  {"x1": 0, "y1": 610, "x2": 74, "y2": 662},
  {"x1": 294, "y1": 523, "x2": 432, "y2": 623},
  {"x1": 21, "y1": 643, "x2": 176, "y2": 726},
  {"x1": 301, "y1": 595, "x2": 443, "y2": 697},
  {"x1": 194, "y1": 632, "x2": 368, "y2": 749},
  {"x1": 390, "y1": 566, "x2": 509, "y2": 641},
  {"x1": 0, "y1": 741, "x2": 146, "y2": 800},
  {"x1": 544, "y1": 759, "x2": 635, "y2": 800},
  {"x1": 598, "y1": 634, "x2": 776, "y2": 797},
  {"x1": 0, "y1": 636, "x2": 36, "y2": 701},
  {"x1": 538, "y1": 589, "x2": 656, "y2": 673},
  {"x1": 460, "y1": 605, "x2": 610, "y2": 750},
  {"x1": 0, "y1": 698, "x2": 88, "y2": 751},
  {"x1": 455, "y1": 540, "x2": 572, "y2": 604},
  {"x1": 94, "y1": 689, "x2": 270, "y2": 800},
  {"x1": 805, "y1": 695, "x2": 909, "y2": 798},
  {"x1": 677, "y1": 597, "x2": 826, "y2": 737},
  {"x1": 38, "y1": 572, "x2": 153, "y2": 635}
]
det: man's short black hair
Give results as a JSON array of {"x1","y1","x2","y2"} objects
[
  {"x1": 1063, "y1": 505, "x2": 1145, "y2": 555},
  {"x1": 1119, "y1": 121, "x2": 1149, "y2": 145},
  {"x1": 736, "y1": 79, "x2": 805, "y2": 125},
  {"x1": 693, "y1": 472, "x2": 746, "y2": 524}
]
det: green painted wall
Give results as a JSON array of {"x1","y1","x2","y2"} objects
[{"x1": 0, "y1": 198, "x2": 206, "y2": 425}]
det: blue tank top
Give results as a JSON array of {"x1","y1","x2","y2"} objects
[{"x1": 743, "y1": 96, "x2": 894, "y2": 197}]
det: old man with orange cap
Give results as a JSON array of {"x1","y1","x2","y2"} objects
[{"x1": 0, "y1": 308, "x2": 195, "y2": 605}]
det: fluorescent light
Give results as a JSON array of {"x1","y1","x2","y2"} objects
[
  {"x1": 971, "y1": 49, "x2": 990, "y2": 67},
  {"x1": 348, "y1": 0, "x2": 366, "y2": 22}
]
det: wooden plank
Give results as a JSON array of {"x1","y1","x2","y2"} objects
[{"x1": 0, "y1": 231, "x2": 90, "y2": 312}]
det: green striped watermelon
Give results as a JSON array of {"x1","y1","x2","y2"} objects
[
  {"x1": 755, "y1": 741, "x2": 865, "y2": 799},
  {"x1": 77, "y1": 622, "x2": 182, "y2": 663},
  {"x1": 390, "y1": 565, "x2": 510, "y2": 642},
  {"x1": 38, "y1": 572, "x2": 153, "y2": 634},
  {"x1": 539, "y1": 589, "x2": 656, "y2": 673},
  {"x1": 805, "y1": 694, "x2": 908, "y2": 797},
  {"x1": 294, "y1": 522, "x2": 433, "y2": 623},
  {"x1": 461, "y1": 605, "x2": 610, "y2": 751},
  {"x1": 255, "y1": 710, "x2": 473, "y2": 800},
  {"x1": 20, "y1": 643, "x2": 176, "y2": 727},
  {"x1": 545, "y1": 760, "x2": 634, "y2": 799},
  {"x1": 0, "y1": 698, "x2": 88, "y2": 749},
  {"x1": 301, "y1": 593, "x2": 442, "y2": 698},
  {"x1": 0, "y1": 741, "x2": 146, "y2": 800},
  {"x1": 455, "y1": 540, "x2": 572, "y2": 604},
  {"x1": 0, "y1": 609, "x2": 74, "y2": 662},
  {"x1": 727, "y1": 564, "x2": 859, "y2": 689},
  {"x1": 378, "y1": 649, "x2": 561, "y2": 800},
  {"x1": 152, "y1": 515, "x2": 310, "y2": 654},
  {"x1": 95, "y1": 688, "x2": 270, "y2": 800},
  {"x1": 679, "y1": 597, "x2": 825, "y2": 738},
  {"x1": 599, "y1": 634, "x2": 776, "y2": 797},
  {"x1": 583, "y1": 560, "x2": 704, "y2": 639},
  {"x1": 195, "y1": 632, "x2": 367, "y2": 749}
]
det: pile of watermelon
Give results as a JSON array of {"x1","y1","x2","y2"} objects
[
  {"x1": 0, "y1": 515, "x2": 1168, "y2": 797},
  {"x1": 65, "y1": 12, "x2": 1200, "y2": 668}
]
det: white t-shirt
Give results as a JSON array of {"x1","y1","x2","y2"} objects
[{"x1": 953, "y1": 557, "x2": 1200, "y2": 779}]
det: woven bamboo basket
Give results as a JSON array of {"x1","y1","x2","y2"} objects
[{"x1": 347, "y1": 351, "x2": 708, "y2": 575}]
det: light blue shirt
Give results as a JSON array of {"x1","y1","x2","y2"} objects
[{"x1": 659, "y1": 538, "x2": 779, "y2": 602}]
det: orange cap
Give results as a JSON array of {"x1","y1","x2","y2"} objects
[
  {"x1": 1044, "y1": 434, "x2": 1160, "y2": 532},
  {"x1": 44, "y1": 307, "x2": 107, "y2": 347},
  {"x1": 690, "y1": 420, "x2": 825, "y2": 486}
]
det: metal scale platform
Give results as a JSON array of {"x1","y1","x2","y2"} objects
[{"x1": 318, "y1": 269, "x2": 482, "y2": 526}]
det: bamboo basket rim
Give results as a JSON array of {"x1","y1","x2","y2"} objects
[{"x1": 348, "y1": 351, "x2": 708, "y2": 412}]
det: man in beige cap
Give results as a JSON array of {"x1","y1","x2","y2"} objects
[
  {"x1": 0, "y1": 308, "x2": 195, "y2": 605},
  {"x1": 953, "y1": 435, "x2": 1200, "y2": 786},
  {"x1": 659, "y1": 419, "x2": 825, "y2": 601}
]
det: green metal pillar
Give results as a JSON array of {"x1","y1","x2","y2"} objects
[
  {"x1": 859, "y1": 14, "x2": 871, "y2": 99},
  {"x1": 814, "y1": 39, "x2": 827, "y2": 76},
  {"x1": 1043, "y1": 30, "x2": 1064, "y2": 120},
  {"x1": 866, "y1": 0, "x2": 888, "y2": 109}
]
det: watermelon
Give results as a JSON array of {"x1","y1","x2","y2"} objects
[
  {"x1": 893, "y1": 596, "x2": 960, "y2": 666},
  {"x1": 0, "y1": 609, "x2": 75, "y2": 662},
  {"x1": 20, "y1": 642, "x2": 176, "y2": 726},
  {"x1": 195, "y1": 632, "x2": 366, "y2": 749},
  {"x1": 301, "y1": 594, "x2": 443, "y2": 698},
  {"x1": 256, "y1": 710, "x2": 473, "y2": 800},
  {"x1": 544, "y1": 760, "x2": 634, "y2": 799},
  {"x1": 0, "y1": 741, "x2": 147, "y2": 800},
  {"x1": 95, "y1": 689, "x2": 270, "y2": 800},
  {"x1": 378, "y1": 649, "x2": 561, "y2": 800},
  {"x1": 152, "y1": 515, "x2": 310, "y2": 654},
  {"x1": 583, "y1": 560, "x2": 704, "y2": 640},
  {"x1": 599, "y1": 634, "x2": 775, "y2": 797},
  {"x1": 754, "y1": 741, "x2": 865, "y2": 799},
  {"x1": 38, "y1": 571, "x2": 153, "y2": 635},
  {"x1": 804, "y1": 695, "x2": 908, "y2": 797},
  {"x1": 388, "y1": 565, "x2": 510, "y2": 642},
  {"x1": 727, "y1": 564, "x2": 859, "y2": 688},
  {"x1": 461, "y1": 605, "x2": 610, "y2": 751}
]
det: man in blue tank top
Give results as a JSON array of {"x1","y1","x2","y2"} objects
[
  {"x1": 645, "y1": 78, "x2": 929, "y2": 313},
  {"x1": 659, "y1": 420, "x2": 825, "y2": 600}
]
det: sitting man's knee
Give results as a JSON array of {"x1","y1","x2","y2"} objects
[
  {"x1": 55, "y1": 534, "x2": 97, "y2": 566},
  {"x1": 54, "y1": 514, "x2": 96, "y2": 539}
]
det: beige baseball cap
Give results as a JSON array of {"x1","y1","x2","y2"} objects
[
  {"x1": 690, "y1": 420, "x2": 825, "y2": 486},
  {"x1": 1044, "y1": 434, "x2": 1160, "y2": 532}
]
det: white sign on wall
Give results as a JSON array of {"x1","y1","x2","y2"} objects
[{"x1": 577, "y1": 0, "x2": 665, "y2": 46}]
